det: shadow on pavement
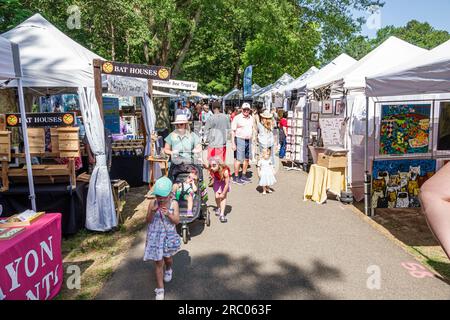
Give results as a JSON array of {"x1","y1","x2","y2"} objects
[{"x1": 101, "y1": 249, "x2": 342, "y2": 300}]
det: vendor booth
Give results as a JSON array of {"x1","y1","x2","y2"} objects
[
  {"x1": 308, "y1": 37, "x2": 428, "y2": 205},
  {"x1": 279, "y1": 54, "x2": 357, "y2": 170},
  {"x1": 0, "y1": 13, "x2": 165, "y2": 233},
  {"x1": 0, "y1": 36, "x2": 63, "y2": 300},
  {"x1": 364, "y1": 39, "x2": 450, "y2": 216},
  {"x1": 253, "y1": 73, "x2": 294, "y2": 110}
]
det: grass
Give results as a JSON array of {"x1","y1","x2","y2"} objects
[
  {"x1": 351, "y1": 202, "x2": 450, "y2": 282},
  {"x1": 56, "y1": 185, "x2": 149, "y2": 300}
]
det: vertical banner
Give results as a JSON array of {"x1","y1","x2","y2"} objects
[
  {"x1": 103, "y1": 97, "x2": 121, "y2": 134},
  {"x1": 243, "y1": 65, "x2": 253, "y2": 98}
]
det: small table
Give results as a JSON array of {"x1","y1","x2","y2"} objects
[
  {"x1": 148, "y1": 156, "x2": 169, "y2": 187},
  {"x1": 304, "y1": 164, "x2": 346, "y2": 204},
  {"x1": 0, "y1": 214, "x2": 63, "y2": 300}
]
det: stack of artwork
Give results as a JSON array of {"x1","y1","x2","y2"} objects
[{"x1": 372, "y1": 159, "x2": 436, "y2": 209}]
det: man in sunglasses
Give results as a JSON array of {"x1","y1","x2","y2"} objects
[{"x1": 231, "y1": 103, "x2": 254, "y2": 184}]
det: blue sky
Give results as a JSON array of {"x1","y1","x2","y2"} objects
[{"x1": 355, "y1": 0, "x2": 450, "y2": 38}]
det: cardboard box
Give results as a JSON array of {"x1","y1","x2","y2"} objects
[{"x1": 317, "y1": 153, "x2": 347, "y2": 169}]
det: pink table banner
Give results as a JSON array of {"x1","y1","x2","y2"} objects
[{"x1": 0, "y1": 213, "x2": 63, "y2": 300}]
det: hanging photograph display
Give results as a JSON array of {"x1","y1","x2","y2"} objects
[
  {"x1": 379, "y1": 104, "x2": 431, "y2": 155},
  {"x1": 335, "y1": 100, "x2": 345, "y2": 116},
  {"x1": 321, "y1": 100, "x2": 333, "y2": 114},
  {"x1": 372, "y1": 159, "x2": 436, "y2": 209},
  {"x1": 310, "y1": 112, "x2": 319, "y2": 122}
]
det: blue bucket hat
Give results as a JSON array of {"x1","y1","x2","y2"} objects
[{"x1": 151, "y1": 177, "x2": 173, "y2": 197}]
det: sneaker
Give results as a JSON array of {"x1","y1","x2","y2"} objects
[
  {"x1": 219, "y1": 215, "x2": 228, "y2": 223},
  {"x1": 164, "y1": 269, "x2": 173, "y2": 283},
  {"x1": 232, "y1": 176, "x2": 244, "y2": 185},
  {"x1": 215, "y1": 208, "x2": 221, "y2": 217},
  {"x1": 155, "y1": 288, "x2": 165, "y2": 300},
  {"x1": 241, "y1": 176, "x2": 251, "y2": 184}
]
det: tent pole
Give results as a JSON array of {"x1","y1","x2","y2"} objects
[
  {"x1": 364, "y1": 96, "x2": 371, "y2": 216},
  {"x1": 18, "y1": 79, "x2": 37, "y2": 212}
]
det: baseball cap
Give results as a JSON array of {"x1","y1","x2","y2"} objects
[{"x1": 242, "y1": 103, "x2": 251, "y2": 110}]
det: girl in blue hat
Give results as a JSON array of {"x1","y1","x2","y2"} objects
[{"x1": 144, "y1": 176, "x2": 181, "y2": 300}]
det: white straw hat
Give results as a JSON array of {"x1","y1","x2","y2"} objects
[
  {"x1": 172, "y1": 114, "x2": 190, "y2": 124},
  {"x1": 260, "y1": 110, "x2": 273, "y2": 119}
]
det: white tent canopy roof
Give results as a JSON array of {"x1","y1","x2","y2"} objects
[
  {"x1": 278, "y1": 66, "x2": 319, "y2": 94},
  {"x1": 304, "y1": 53, "x2": 357, "y2": 91},
  {"x1": 366, "y1": 39, "x2": 450, "y2": 97},
  {"x1": 259, "y1": 73, "x2": 294, "y2": 97},
  {"x1": 2, "y1": 13, "x2": 103, "y2": 88},
  {"x1": 312, "y1": 37, "x2": 428, "y2": 91},
  {"x1": 0, "y1": 36, "x2": 20, "y2": 80}
]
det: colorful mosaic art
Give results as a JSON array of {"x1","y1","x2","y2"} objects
[{"x1": 380, "y1": 104, "x2": 431, "y2": 155}]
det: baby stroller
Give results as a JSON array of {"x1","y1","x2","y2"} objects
[{"x1": 168, "y1": 163, "x2": 210, "y2": 244}]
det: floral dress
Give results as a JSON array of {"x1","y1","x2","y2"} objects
[{"x1": 143, "y1": 199, "x2": 181, "y2": 262}]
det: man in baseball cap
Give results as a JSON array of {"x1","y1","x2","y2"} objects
[{"x1": 231, "y1": 102, "x2": 254, "y2": 185}]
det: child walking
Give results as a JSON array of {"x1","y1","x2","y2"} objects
[
  {"x1": 258, "y1": 148, "x2": 277, "y2": 195},
  {"x1": 203, "y1": 156, "x2": 231, "y2": 223},
  {"x1": 144, "y1": 177, "x2": 181, "y2": 300}
]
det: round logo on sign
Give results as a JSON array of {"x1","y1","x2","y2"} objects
[
  {"x1": 63, "y1": 113, "x2": 74, "y2": 125},
  {"x1": 102, "y1": 62, "x2": 114, "y2": 74},
  {"x1": 158, "y1": 68, "x2": 170, "y2": 80},
  {"x1": 6, "y1": 115, "x2": 18, "y2": 126}
]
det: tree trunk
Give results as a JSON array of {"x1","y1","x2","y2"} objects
[
  {"x1": 126, "y1": 31, "x2": 130, "y2": 63},
  {"x1": 171, "y1": 8, "x2": 201, "y2": 77},
  {"x1": 160, "y1": 21, "x2": 172, "y2": 66},
  {"x1": 144, "y1": 42, "x2": 150, "y2": 64},
  {"x1": 110, "y1": 21, "x2": 115, "y2": 60}
]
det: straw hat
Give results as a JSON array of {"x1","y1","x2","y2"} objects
[
  {"x1": 172, "y1": 114, "x2": 190, "y2": 124},
  {"x1": 260, "y1": 110, "x2": 274, "y2": 119}
]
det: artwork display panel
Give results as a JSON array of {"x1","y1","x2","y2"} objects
[
  {"x1": 372, "y1": 159, "x2": 436, "y2": 209},
  {"x1": 379, "y1": 104, "x2": 431, "y2": 155}
]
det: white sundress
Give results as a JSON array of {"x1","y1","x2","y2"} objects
[
  {"x1": 143, "y1": 200, "x2": 181, "y2": 262},
  {"x1": 258, "y1": 159, "x2": 277, "y2": 187}
]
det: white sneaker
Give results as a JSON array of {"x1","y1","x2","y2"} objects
[
  {"x1": 155, "y1": 288, "x2": 165, "y2": 300},
  {"x1": 164, "y1": 269, "x2": 173, "y2": 283}
]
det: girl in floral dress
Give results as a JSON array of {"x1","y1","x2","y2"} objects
[{"x1": 144, "y1": 177, "x2": 181, "y2": 300}]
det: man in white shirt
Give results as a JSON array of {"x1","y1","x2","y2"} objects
[{"x1": 231, "y1": 103, "x2": 254, "y2": 184}]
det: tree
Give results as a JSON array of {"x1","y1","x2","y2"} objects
[{"x1": 343, "y1": 20, "x2": 450, "y2": 60}]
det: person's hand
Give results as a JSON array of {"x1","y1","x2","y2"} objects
[
  {"x1": 160, "y1": 206, "x2": 169, "y2": 216},
  {"x1": 218, "y1": 193, "x2": 226, "y2": 200}
]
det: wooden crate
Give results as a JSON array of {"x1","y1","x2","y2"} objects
[
  {"x1": 27, "y1": 128, "x2": 45, "y2": 154},
  {"x1": 317, "y1": 153, "x2": 347, "y2": 169},
  {"x1": 57, "y1": 127, "x2": 80, "y2": 157},
  {"x1": 0, "y1": 131, "x2": 11, "y2": 162}
]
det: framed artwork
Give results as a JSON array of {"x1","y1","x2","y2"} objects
[
  {"x1": 335, "y1": 100, "x2": 345, "y2": 116},
  {"x1": 379, "y1": 104, "x2": 432, "y2": 155},
  {"x1": 322, "y1": 100, "x2": 333, "y2": 114},
  {"x1": 310, "y1": 112, "x2": 319, "y2": 122},
  {"x1": 371, "y1": 159, "x2": 436, "y2": 209}
]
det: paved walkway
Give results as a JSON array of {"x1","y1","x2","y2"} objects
[{"x1": 97, "y1": 166, "x2": 450, "y2": 300}]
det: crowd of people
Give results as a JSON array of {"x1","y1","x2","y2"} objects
[{"x1": 145, "y1": 100, "x2": 287, "y2": 300}]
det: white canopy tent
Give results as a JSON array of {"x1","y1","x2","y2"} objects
[
  {"x1": 0, "y1": 36, "x2": 36, "y2": 212},
  {"x1": 310, "y1": 37, "x2": 428, "y2": 205},
  {"x1": 278, "y1": 67, "x2": 319, "y2": 95},
  {"x1": 366, "y1": 39, "x2": 450, "y2": 97},
  {"x1": 1, "y1": 14, "x2": 159, "y2": 231},
  {"x1": 362, "y1": 39, "x2": 450, "y2": 215},
  {"x1": 221, "y1": 88, "x2": 242, "y2": 111}
]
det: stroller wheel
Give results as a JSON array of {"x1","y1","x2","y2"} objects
[
  {"x1": 182, "y1": 227, "x2": 189, "y2": 244},
  {"x1": 205, "y1": 208, "x2": 211, "y2": 227}
]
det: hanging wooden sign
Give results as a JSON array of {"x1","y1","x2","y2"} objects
[
  {"x1": 101, "y1": 61, "x2": 171, "y2": 81},
  {"x1": 5, "y1": 113, "x2": 76, "y2": 128}
]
